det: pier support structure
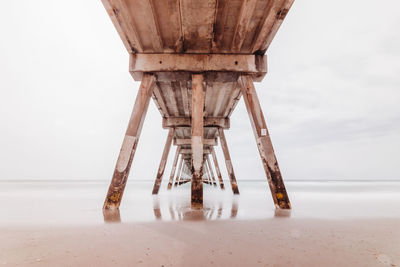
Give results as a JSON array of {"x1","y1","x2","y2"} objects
[
  {"x1": 239, "y1": 75, "x2": 291, "y2": 209},
  {"x1": 191, "y1": 74, "x2": 205, "y2": 208},
  {"x1": 218, "y1": 128, "x2": 239, "y2": 194},
  {"x1": 103, "y1": 74, "x2": 156, "y2": 210}
]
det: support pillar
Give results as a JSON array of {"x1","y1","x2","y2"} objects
[
  {"x1": 152, "y1": 128, "x2": 174, "y2": 194},
  {"x1": 211, "y1": 147, "x2": 225, "y2": 189},
  {"x1": 167, "y1": 146, "x2": 181, "y2": 190},
  {"x1": 206, "y1": 154, "x2": 217, "y2": 186},
  {"x1": 218, "y1": 128, "x2": 239, "y2": 194},
  {"x1": 239, "y1": 75, "x2": 291, "y2": 209},
  {"x1": 103, "y1": 74, "x2": 156, "y2": 210},
  {"x1": 191, "y1": 74, "x2": 204, "y2": 208},
  {"x1": 174, "y1": 155, "x2": 184, "y2": 187}
]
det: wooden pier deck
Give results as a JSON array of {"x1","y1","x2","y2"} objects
[{"x1": 101, "y1": 0, "x2": 294, "y2": 210}]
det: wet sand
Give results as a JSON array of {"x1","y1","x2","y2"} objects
[{"x1": 0, "y1": 181, "x2": 399, "y2": 266}]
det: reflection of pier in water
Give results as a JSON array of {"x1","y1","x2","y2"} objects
[{"x1": 100, "y1": 0, "x2": 295, "y2": 212}]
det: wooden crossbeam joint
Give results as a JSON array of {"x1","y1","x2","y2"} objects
[{"x1": 163, "y1": 117, "x2": 230, "y2": 129}]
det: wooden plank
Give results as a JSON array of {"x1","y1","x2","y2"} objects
[
  {"x1": 103, "y1": 74, "x2": 156, "y2": 210},
  {"x1": 180, "y1": 0, "x2": 216, "y2": 53},
  {"x1": 152, "y1": 84, "x2": 169, "y2": 117},
  {"x1": 129, "y1": 54, "x2": 267, "y2": 81},
  {"x1": 166, "y1": 82, "x2": 180, "y2": 116},
  {"x1": 211, "y1": 146, "x2": 225, "y2": 189},
  {"x1": 101, "y1": 0, "x2": 143, "y2": 53},
  {"x1": 239, "y1": 75, "x2": 291, "y2": 209},
  {"x1": 167, "y1": 147, "x2": 181, "y2": 190},
  {"x1": 163, "y1": 117, "x2": 230, "y2": 129},
  {"x1": 180, "y1": 81, "x2": 190, "y2": 116},
  {"x1": 218, "y1": 128, "x2": 239, "y2": 194},
  {"x1": 191, "y1": 74, "x2": 204, "y2": 208},
  {"x1": 206, "y1": 155, "x2": 217, "y2": 186},
  {"x1": 146, "y1": 0, "x2": 164, "y2": 52},
  {"x1": 152, "y1": 128, "x2": 174, "y2": 194},
  {"x1": 224, "y1": 82, "x2": 242, "y2": 117},
  {"x1": 251, "y1": 0, "x2": 294, "y2": 54},
  {"x1": 231, "y1": 0, "x2": 258, "y2": 52}
]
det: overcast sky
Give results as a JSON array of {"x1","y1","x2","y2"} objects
[{"x1": 0, "y1": 0, "x2": 399, "y2": 181}]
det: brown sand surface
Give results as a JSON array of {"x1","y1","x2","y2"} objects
[{"x1": 1, "y1": 218, "x2": 399, "y2": 267}]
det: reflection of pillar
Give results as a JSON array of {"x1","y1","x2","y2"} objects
[
  {"x1": 103, "y1": 208, "x2": 121, "y2": 223},
  {"x1": 218, "y1": 128, "x2": 239, "y2": 194},
  {"x1": 191, "y1": 74, "x2": 204, "y2": 208},
  {"x1": 167, "y1": 147, "x2": 181, "y2": 190},
  {"x1": 239, "y1": 75, "x2": 291, "y2": 209},
  {"x1": 104, "y1": 74, "x2": 156, "y2": 210},
  {"x1": 152, "y1": 128, "x2": 174, "y2": 194},
  {"x1": 211, "y1": 147, "x2": 225, "y2": 189}
]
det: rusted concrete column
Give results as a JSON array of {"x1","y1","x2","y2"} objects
[
  {"x1": 218, "y1": 128, "x2": 239, "y2": 194},
  {"x1": 103, "y1": 74, "x2": 156, "y2": 210},
  {"x1": 174, "y1": 155, "x2": 184, "y2": 187},
  {"x1": 152, "y1": 128, "x2": 174, "y2": 194},
  {"x1": 211, "y1": 147, "x2": 225, "y2": 189},
  {"x1": 167, "y1": 146, "x2": 181, "y2": 190},
  {"x1": 206, "y1": 154, "x2": 217, "y2": 186},
  {"x1": 191, "y1": 74, "x2": 204, "y2": 208},
  {"x1": 239, "y1": 75, "x2": 291, "y2": 209}
]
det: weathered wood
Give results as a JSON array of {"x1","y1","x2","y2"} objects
[
  {"x1": 163, "y1": 117, "x2": 230, "y2": 129},
  {"x1": 191, "y1": 74, "x2": 204, "y2": 208},
  {"x1": 218, "y1": 128, "x2": 239, "y2": 194},
  {"x1": 174, "y1": 138, "x2": 217, "y2": 146},
  {"x1": 231, "y1": 0, "x2": 258, "y2": 52},
  {"x1": 252, "y1": 0, "x2": 295, "y2": 54},
  {"x1": 101, "y1": 0, "x2": 143, "y2": 53},
  {"x1": 174, "y1": 155, "x2": 184, "y2": 187},
  {"x1": 206, "y1": 154, "x2": 217, "y2": 186},
  {"x1": 152, "y1": 128, "x2": 174, "y2": 194},
  {"x1": 146, "y1": 0, "x2": 163, "y2": 52},
  {"x1": 180, "y1": 148, "x2": 211, "y2": 155},
  {"x1": 103, "y1": 74, "x2": 156, "y2": 210},
  {"x1": 130, "y1": 54, "x2": 267, "y2": 81},
  {"x1": 211, "y1": 146, "x2": 225, "y2": 189},
  {"x1": 239, "y1": 75, "x2": 291, "y2": 209},
  {"x1": 167, "y1": 147, "x2": 181, "y2": 190}
]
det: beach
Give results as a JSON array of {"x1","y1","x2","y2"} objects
[{"x1": 0, "y1": 181, "x2": 399, "y2": 266}]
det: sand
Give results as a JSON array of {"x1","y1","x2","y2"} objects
[
  {"x1": 0, "y1": 181, "x2": 399, "y2": 266},
  {"x1": 1, "y1": 218, "x2": 399, "y2": 266}
]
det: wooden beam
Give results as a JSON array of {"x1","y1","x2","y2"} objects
[
  {"x1": 211, "y1": 146, "x2": 225, "y2": 189},
  {"x1": 152, "y1": 128, "x2": 174, "y2": 194},
  {"x1": 130, "y1": 54, "x2": 267, "y2": 81},
  {"x1": 180, "y1": 149, "x2": 211, "y2": 155},
  {"x1": 239, "y1": 75, "x2": 291, "y2": 209},
  {"x1": 163, "y1": 117, "x2": 230, "y2": 129},
  {"x1": 102, "y1": 0, "x2": 143, "y2": 53},
  {"x1": 146, "y1": 0, "x2": 164, "y2": 52},
  {"x1": 180, "y1": 81, "x2": 190, "y2": 116},
  {"x1": 231, "y1": 0, "x2": 258, "y2": 52},
  {"x1": 206, "y1": 154, "x2": 217, "y2": 186},
  {"x1": 218, "y1": 128, "x2": 239, "y2": 194},
  {"x1": 167, "y1": 147, "x2": 181, "y2": 190},
  {"x1": 251, "y1": 0, "x2": 294, "y2": 54},
  {"x1": 191, "y1": 74, "x2": 204, "y2": 208},
  {"x1": 103, "y1": 74, "x2": 156, "y2": 210},
  {"x1": 174, "y1": 138, "x2": 217, "y2": 146}
]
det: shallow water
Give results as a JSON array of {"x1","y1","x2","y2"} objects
[{"x1": 0, "y1": 180, "x2": 399, "y2": 225}]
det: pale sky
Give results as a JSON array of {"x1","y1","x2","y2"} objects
[{"x1": 0, "y1": 0, "x2": 399, "y2": 181}]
